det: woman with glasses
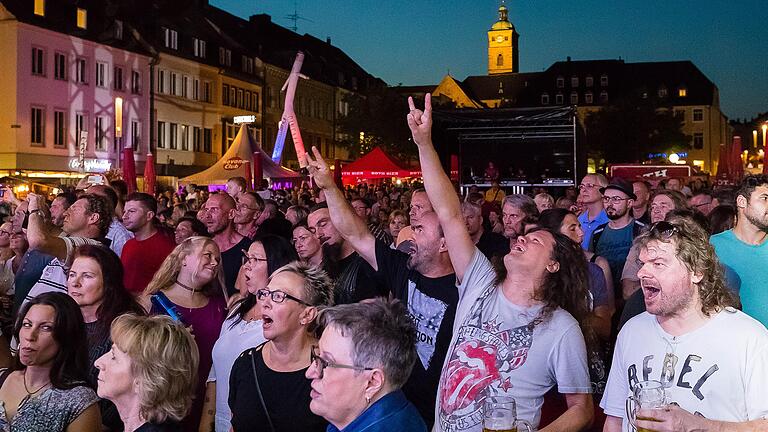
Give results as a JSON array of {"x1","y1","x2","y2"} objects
[
  {"x1": 142, "y1": 236, "x2": 227, "y2": 432},
  {"x1": 228, "y1": 261, "x2": 333, "y2": 432},
  {"x1": 306, "y1": 298, "x2": 426, "y2": 432},
  {"x1": 199, "y1": 235, "x2": 297, "y2": 432}
]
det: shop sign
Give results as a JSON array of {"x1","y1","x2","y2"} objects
[
  {"x1": 69, "y1": 158, "x2": 112, "y2": 172},
  {"x1": 223, "y1": 157, "x2": 247, "y2": 170}
]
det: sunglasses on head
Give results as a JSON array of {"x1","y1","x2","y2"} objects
[{"x1": 649, "y1": 221, "x2": 679, "y2": 240}]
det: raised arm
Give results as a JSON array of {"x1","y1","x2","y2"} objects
[
  {"x1": 407, "y1": 94, "x2": 475, "y2": 281},
  {"x1": 26, "y1": 193, "x2": 67, "y2": 262},
  {"x1": 305, "y1": 146, "x2": 378, "y2": 270}
]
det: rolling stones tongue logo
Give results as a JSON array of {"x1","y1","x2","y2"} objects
[{"x1": 440, "y1": 318, "x2": 533, "y2": 431}]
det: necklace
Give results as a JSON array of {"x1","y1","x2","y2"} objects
[
  {"x1": 175, "y1": 279, "x2": 199, "y2": 293},
  {"x1": 23, "y1": 371, "x2": 50, "y2": 397}
]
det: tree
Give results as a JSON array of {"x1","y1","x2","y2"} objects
[{"x1": 584, "y1": 99, "x2": 690, "y2": 167}]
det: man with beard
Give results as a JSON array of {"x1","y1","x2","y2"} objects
[
  {"x1": 601, "y1": 215, "x2": 768, "y2": 432},
  {"x1": 631, "y1": 181, "x2": 651, "y2": 224},
  {"x1": 49, "y1": 192, "x2": 77, "y2": 228},
  {"x1": 307, "y1": 202, "x2": 385, "y2": 304},
  {"x1": 305, "y1": 147, "x2": 457, "y2": 428},
  {"x1": 203, "y1": 192, "x2": 252, "y2": 295},
  {"x1": 590, "y1": 178, "x2": 646, "y2": 298},
  {"x1": 500, "y1": 194, "x2": 538, "y2": 246},
  {"x1": 710, "y1": 174, "x2": 768, "y2": 326}
]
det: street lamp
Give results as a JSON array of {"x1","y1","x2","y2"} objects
[
  {"x1": 753, "y1": 129, "x2": 759, "y2": 149},
  {"x1": 115, "y1": 97, "x2": 123, "y2": 169}
]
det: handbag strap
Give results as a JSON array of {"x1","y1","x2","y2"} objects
[{"x1": 249, "y1": 343, "x2": 276, "y2": 432}]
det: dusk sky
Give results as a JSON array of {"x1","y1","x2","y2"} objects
[{"x1": 213, "y1": 0, "x2": 767, "y2": 120}]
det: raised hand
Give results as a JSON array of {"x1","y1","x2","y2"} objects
[
  {"x1": 407, "y1": 93, "x2": 432, "y2": 147},
  {"x1": 305, "y1": 146, "x2": 336, "y2": 190}
]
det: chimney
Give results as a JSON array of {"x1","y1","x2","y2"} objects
[
  {"x1": 326, "y1": 36, "x2": 331, "y2": 45},
  {"x1": 567, "y1": 56, "x2": 571, "y2": 62},
  {"x1": 250, "y1": 14, "x2": 271, "y2": 25}
]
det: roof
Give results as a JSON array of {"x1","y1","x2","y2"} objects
[{"x1": 341, "y1": 147, "x2": 420, "y2": 179}]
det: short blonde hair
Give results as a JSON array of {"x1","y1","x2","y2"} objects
[{"x1": 111, "y1": 314, "x2": 199, "y2": 423}]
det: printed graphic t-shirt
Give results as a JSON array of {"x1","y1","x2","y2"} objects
[
  {"x1": 600, "y1": 310, "x2": 768, "y2": 432},
  {"x1": 375, "y1": 241, "x2": 458, "y2": 428},
  {"x1": 435, "y1": 249, "x2": 591, "y2": 432}
]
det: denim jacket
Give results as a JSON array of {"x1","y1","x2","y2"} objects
[{"x1": 327, "y1": 390, "x2": 426, "y2": 432}]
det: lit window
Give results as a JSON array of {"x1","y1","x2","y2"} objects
[
  {"x1": 77, "y1": 8, "x2": 87, "y2": 29},
  {"x1": 678, "y1": 88, "x2": 687, "y2": 97},
  {"x1": 34, "y1": 0, "x2": 45, "y2": 16}
]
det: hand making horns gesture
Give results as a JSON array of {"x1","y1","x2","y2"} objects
[{"x1": 407, "y1": 93, "x2": 433, "y2": 147}]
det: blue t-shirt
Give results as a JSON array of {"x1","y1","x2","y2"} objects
[
  {"x1": 710, "y1": 229, "x2": 768, "y2": 327},
  {"x1": 594, "y1": 223, "x2": 634, "y2": 289},
  {"x1": 578, "y1": 210, "x2": 609, "y2": 250}
]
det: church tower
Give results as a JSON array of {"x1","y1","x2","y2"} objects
[{"x1": 487, "y1": 2, "x2": 519, "y2": 74}]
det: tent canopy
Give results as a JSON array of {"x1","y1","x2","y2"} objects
[
  {"x1": 341, "y1": 147, "x2": 420, "y2": 183},
  {"x1": 180, "y1": 124, "x2": 299, "y2": 185}
]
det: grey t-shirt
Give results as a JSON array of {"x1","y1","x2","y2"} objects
[{"x1": 435, "y1": 249, "x2": 592, "y2": 432}]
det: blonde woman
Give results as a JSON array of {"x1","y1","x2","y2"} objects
[
  {"x1": 141, "y1": 236, "x2": 227, "y2": 432},
  {"x1": 95, "y1": 314, "x2": 199, "y2": 432}
]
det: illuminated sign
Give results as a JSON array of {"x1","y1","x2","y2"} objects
[
  {"x1": 69, "y1": 158, "x2": 112, "y2": 172},
  {"x1": 223, "y1": 157, "x2": 247, "y2": 170},
  {"x1": 233, "y1": 115, "x2": 256, "y2": 124}
]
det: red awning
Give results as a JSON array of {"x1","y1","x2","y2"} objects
[{"x1": 341, "y1": 147, "x2": 420, "y2": 182}]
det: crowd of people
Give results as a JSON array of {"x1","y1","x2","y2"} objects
[{"x1": 0, "y1": 94, "x2": 766, "y2": 432}]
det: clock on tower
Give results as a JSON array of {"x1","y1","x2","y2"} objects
[{"x1": 487, "y1": 2, "x2": 519, "y2": 75}]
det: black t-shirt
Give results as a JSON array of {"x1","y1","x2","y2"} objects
[
  {"x1": 229, "y1": 346, "x2": 326, "y2": 432},
  {"x1": 328, "y1": 251, "x2": 387, "y2": 305},
  {"x1": 135, "y1": 422, "x2": 181, "y2": 432},
  {"x1": 221, "y1": 236, "x2": 253, "y2": 296},
  {"x1": 476, "y1": 229, "x2": 510, "y2": 260},
  {"x1": 374, "y1": 241, "x2": 458, "y2": 428}
]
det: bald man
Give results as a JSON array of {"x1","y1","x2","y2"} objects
[{"x1": 202, "y1": 192, "x2": 252, "y2": 295}]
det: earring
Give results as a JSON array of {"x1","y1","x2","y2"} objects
[{"x1": 365, "y1": 395, "x2": 371, "y2": 404}]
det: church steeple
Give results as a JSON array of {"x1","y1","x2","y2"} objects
[{"x1": 487, "y1": 1, "x2": 519, "y2": 74}]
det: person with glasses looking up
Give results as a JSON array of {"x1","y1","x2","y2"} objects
[
  {"x1": 227, "y1": 261, "x2": 333, "y2": 432},
  {"x1": 199, "y1": 235, "x2": 297, "y2": 432},
  {"x1": 577, "y1": 173, "x2": 609, "y2": 249},
  {"x1": 589, "y1": 178, "x2": 647, "y2": 302},
  {"x1": 306, "y1": 298, "x2": 426, "y2": 432},
  {"x1": 688, "y1": 189, "x2": 717, "y2": 216},
  {"x1": 233, "y1": 192, "x2": 264, "y2": 240}
]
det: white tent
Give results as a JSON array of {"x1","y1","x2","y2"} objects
[{"x1": 180, "y1": 124, "x2": 300, "y2": 185}]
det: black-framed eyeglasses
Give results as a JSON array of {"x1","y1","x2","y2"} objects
[
  {"x1": 256, "y1": 288, "x2": 312, "y2": 306},
  {"x1": 602, "y1": 196, "x2": 630, "y2": 203},
  {"x1": 649, "y1": 221, "x2": 679, "y2": 240},
  {"x1": 310, "y1": 346, "x2": 373, "y2": 379},
  {"x1": 241, "y1": 249, "x2": 268, "y2": 266}
]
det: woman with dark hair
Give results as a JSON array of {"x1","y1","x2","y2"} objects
[
  {"x1": 0, "y1": 292, "x2": 101, "y2": 431},
  {"x1": 708, "y1": 204, "x2": 736, "y2": 235},
  {"x1": 199, "y1": 234, "x2": 298, "y2": 432},
  {"x1": 174, "y1": 217, "x2": 209, "y2": 244},
  {"x1": 67, "y1": 244, "x2": 145, "y2": 430}
]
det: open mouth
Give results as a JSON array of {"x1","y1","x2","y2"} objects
[
  {"x1": 262, "y1": 315, "x2": 274, "y2": 329},
  {"x1": 642, "y1": 282, "x2": 661, "y2": 300}
]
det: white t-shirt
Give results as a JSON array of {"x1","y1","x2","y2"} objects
[
  {"x1": 600, "y1": 309, "x2": 768, "y2": 431},
  {"x1": 207, "y1": 309, "x2": 266, "y2": 432},
  {"x1": 435, "y1": 249, "x2": 591, "y2": 432}
]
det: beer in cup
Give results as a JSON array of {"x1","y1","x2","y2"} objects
[
  {"x1": 482, "y1": 395, "x2": 533, "y2": 432},
  {"x1": 626, "y1": 380, "x2": 667, "y2": 432}
]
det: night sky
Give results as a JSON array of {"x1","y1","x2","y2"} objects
[{"x1": 213, "y1": 0, "x2": 767, "y2": 121}]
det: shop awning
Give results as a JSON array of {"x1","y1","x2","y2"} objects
[{"x1": 341, "y1": 147, "x2": 420, "y2": 183}]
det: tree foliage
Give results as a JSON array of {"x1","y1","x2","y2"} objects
[{"x1": 584, "y1": 99, "x2": 690, "y2": 166}]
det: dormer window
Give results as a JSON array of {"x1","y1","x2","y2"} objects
[{"x1": 76, "y1": 8, "x2": 87, "y2": 29}]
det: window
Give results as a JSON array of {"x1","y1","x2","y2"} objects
[
  {"x1": 34, "y1": 0, "x2": 45, "y2": 16},
  {"x1": 75, "y1": 113, "x2": 88, "y2": 148},
  {"x1": 230, "y1": 87, "x2": 236, "y2": 107},
  {"x1": 76, "y1": 58, "x2": 87, "y2": 83},
  {"x1": 585, "y1": 92, "x2": 593, "y2": 104},
  {"x1": 658, "y1": 86, "x2": 668, "y2": 98},
  {"x1": 693, "y1": 109, "x2": 704, "y2": 122},
  {"x1": 675, "y1": 109, "x2": 685, "y2": 124},
  {"x1": 585, "y1": 76, "x2": 593, "y2": 87},
  {"x1": 237, "y1": 89, "x2": 243, "y2": 109},
  {"x1": 170, "y1": 72, "x2": 177, "y2": 96},
  {"x1": 193, "y1": 127, "x2": 201, "y2": 152},
  {"x1": 693, "y1": 132, "x2": 704, "y2": 149},
  {"x1": 180, "y1": 124, "x2": 189, "y2": 150},
  {"x1": 226, "y1": 122, "x2": 235, "y2": 148},
  {"x1": 131, "y1": 70, "x2": 141, "y2": 94},
  {"x1": 114, "y1": 20, "x2": 123, "y2": 40},
  {"x1": 192, "y1": 79, "x2": 199, "y2": 100},
  {"x1": 267, "y1": 86, "x2": 275, "y2": 108},
  {"x1": 169, "y1": 123, "x2": 178, "y2": 149},
  {"x1": 556, "y1": 77, "x2": 564, "y2": 88},
  {"x1": 157, "y1": 69, "x2": 165, "y2": 93},
  {"x1": 157, "y1": 121, "x2": 166, "y2": 149},
  {"x1": 496, "y1": 54, "x2": 503, "y2": 66},
  {"x1": 252, "y1": 92, "x2": 259, "y2": 112},
  {"x1": 32, "y1": 47, "x2": 45, "y2": 76},
  {"x1": 600, "y1": 90, "x2": 609, "y2": 102},
  {"x1": 571, "y1": 76, "x2": 579, "y2": 87},
  {"x1": 193, "y1": 38, "x2": 206, "y2": 58},
  {"x1": 96, "y1": 62, "x2": 107, "y2": 87},
  {"x1": 54, "y1": 110, "x2": 66, "y2": 147},
  {"x1": 203, "y1": 128, "x2": 212, "y2": 153},
  {"x1": 54, "y1": 52, "x2": 66, "y2": 80},
  {"x1": 95, "y1": 116, "x2": 106, "y2": 151},
  {"x1": 131, "y1": 120, "x2": 140, "y2": 151},
  {"x1": 219, "y1": 47, "x2": 231, "y2": 66},
  {"x1": 113, "y1": 66, "x2": 124, "y2": 91},
  {"x1": 600, "y1": 74, "x2": 608, "y2": 87},
  {"x1": 222, "y1": 84, "x2": 229, "y2": 105},
  {"x1": 244, "y1": 91, "x2": 251, "y2": 110},
  {"x1": 76, "y1": 8, "x2": 87, "y2": 29},
  {"x1": 203, "y1": 81, "x2": 211, "y2": 103},
  {"x1": 678, "y1": 88, "x2": 687, "y2": 97},
  {"x1": 555, "y1": 93, "x2": 564, "y2": 104},
  {"x1": 31, "y1": 106, "x2": 45, "y2": 146},
  {"x1": 182, "y1": 76, "x2": 189, "y2": 98},
  {"x1": 162, "y1": 27, "x2": 178, "y2": 49},
  {"x1": 242, "y1": 56, "x2": 254, "y2": 74},
  {"x1": 570, "y1": 91, "x2": 578, "y2": 104},
  {"x1": 351, "y1": 77, "x2": 358, "y2": 91}
]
